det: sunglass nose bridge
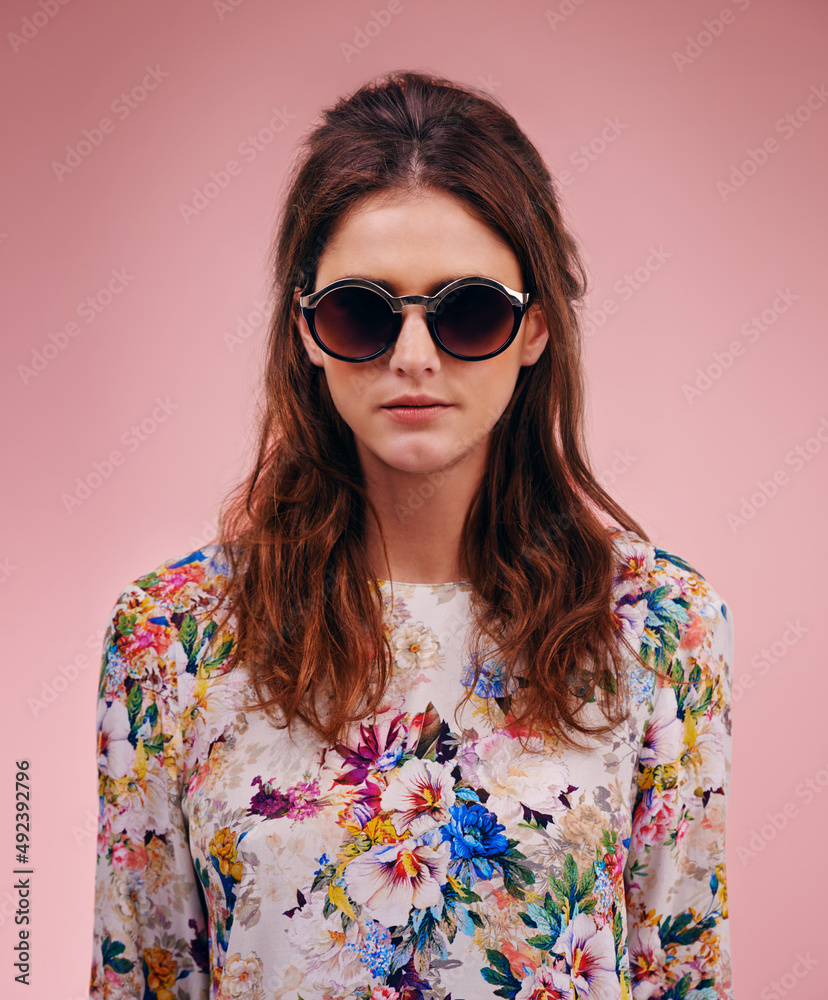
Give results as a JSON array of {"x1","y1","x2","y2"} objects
[{"x1": 396, "y1": 294, "x2": 433, "y2": 307}]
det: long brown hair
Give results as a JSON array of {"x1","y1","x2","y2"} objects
[{"x1": 204, "y1": 69, "x2": 653, "y2": 749}]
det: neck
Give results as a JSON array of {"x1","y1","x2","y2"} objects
[{"x1": 360, "y1": 450, "x2": 485, "y2": 584}]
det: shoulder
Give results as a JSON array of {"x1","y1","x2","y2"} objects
[
  {"x1": 127, "y1": 541, "x2": 233, "y2": 613},
  {"x1": 99, "y1": 542, "x2": 236, "y2": 700},
  {"x1": 604, "y1": 525, "x2": 733, "y2": 682}
]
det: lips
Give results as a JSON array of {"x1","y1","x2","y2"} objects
[{"x1": 382, "y1": 396, "x2": 450, "y2": 407}]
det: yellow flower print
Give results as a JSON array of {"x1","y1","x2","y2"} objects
[
  {"x1": 715, "y1": 861, "x2": 728, "y2": 918},
  {"x1": 363, "y1": 815, "x2": 405, "y2": 844},
  {"x1": 144, "y1": 947, "x2": 177, "y2": 1000},
  {"x1": 209, "y1": 827, "x2": 244, "y2": 881}
]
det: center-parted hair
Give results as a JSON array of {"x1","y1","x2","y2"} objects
[{"x1": 205, "y1": 69, "x2": 653, "y2": 748}]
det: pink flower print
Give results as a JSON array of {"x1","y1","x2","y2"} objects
[
  {"x1": 111, "y1": 838, "x2": 149, "y2": 873},
  {"x1": 631, "y1": 786, "x2": 680, "y2": 853},
  {"x1": 287, "y1": 780, "x2": 325, "y2": 820}
]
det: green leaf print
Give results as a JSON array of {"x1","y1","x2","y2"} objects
[
  {"x1": 178, "y1": 613, "x2": 198, "y2": 663},
  {"x1": 613, "y1": 909, "x2": 624, "y2": 962},
  {"x1": 652, "y1": 546, "x2": 703, "y2": 578},
  {"x1": 661, "y1": 971, "x2": 693, "y2": 998},
  {"x1": 202, "y1": 636, "x2": 234, "y2": 670},
  {"x1": 134, "y1": 570, "x2": 162, "y2": 591},
  {"x1": 125, "y1": 681, "x2": 142, "y2": 730},
  {"x1": 562, "y1": 852, "x2": 578, "y2": 893},
  {"x1": 532, "y1": 853, "x2": 601, "y2": 938},
  {"x1": 195, "y1": 856, "x2": 210, "y2": 889},
  {"x1": 141, "y1": 735, "x2": 165, "y2": 756},
  {"x1": 525, "y1": 933, "x2": 557, "y2": 951},
  {"x1": 520, "y1": 891, "x2": 564, "y2": 947},
  {"x1": 114, "y1": 608, "x2": 140, "y2": 638},
  {"x1": 101, "y1": 935, "x2": 134, "y2": 975},
  {"x1": 481, "y1": 948, "x2": 523, "y2": 999},
  {"x1": 578, "y1": 863, "x2": 596, "y2": 898},
  {"x1": 659, "y1": 911, "x2": 716, "y2": 948}
]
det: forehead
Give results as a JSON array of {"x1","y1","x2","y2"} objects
[{"x1": 315, "y1": 188, "x2": 522, "y2": 291}]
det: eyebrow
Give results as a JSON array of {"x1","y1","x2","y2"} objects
[{"x1": 336, "y1": 273, "x2": 484, "y2": 295}]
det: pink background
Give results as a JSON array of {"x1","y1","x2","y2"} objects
[{"x1": 2, "y1": 0, "x2": 826, "y2": 996}]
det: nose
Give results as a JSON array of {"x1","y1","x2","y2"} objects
[{"x1": 386, "y1": 303, "x2": 442, "y2": 368}]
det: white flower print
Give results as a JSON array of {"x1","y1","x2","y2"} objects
[
  {"x1": 286, "y1": 894, "x2": 372, "y2": 990},
  {"x1": 640, "y1": 688, "x2": 682, "y2": 767},
  {"x1": 380, "y1": 758, "x2": 456, "y2": 835},
  {"x1": 554, "y1": 912, "x2": 618, "y2": 1000},
  {"x1": 115, "y1": 874, "x2": 151, "y2": 918},
  {"x1": 343, "y1": 837, "x2": 450, "y2": 928},
  {"x1": 391, "y1": 622, "x2": 440, "y2": 670},
  {"x1": 458, "y1": 731, "x2": 571, "y2": 826},
  {"x1": 218, "y1": 951, "x2": 265, "y2": 999},
  {"x1": 97, "y1": 699, "x2": 134, "y2": 779},
  {"x1": 613, "y1": 597, "x2": 649, "y2": 646},
  {"x1": 515, "y1": 964, "x2": 572, "y2": 999}
]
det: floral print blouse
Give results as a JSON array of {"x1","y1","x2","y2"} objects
[{"x1": 90, "y1": 526, "x2": 734, "y2": 1000}]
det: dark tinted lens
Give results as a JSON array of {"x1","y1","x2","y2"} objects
[
  {"x1": 313, "y1": 286, "x2": 393, "y2": 358},
  {"x1": 434, "y1": 285, "x2": 515, "y2": 357}
]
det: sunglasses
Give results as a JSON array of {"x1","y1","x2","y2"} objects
[{"x1": 299, "y1": 276, "x2": 532, "y2": 363}]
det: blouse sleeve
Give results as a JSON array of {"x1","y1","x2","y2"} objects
[
  {"x1": 90, "y1": 585, "x2": 210, "y2": 999},
  {"x1": 623, "y1": 583, "x2": 734, "y2": 999}
]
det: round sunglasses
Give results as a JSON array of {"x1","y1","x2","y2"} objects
[{"x1": 299, "y1": 276, "x2": 532, "y2": 363}]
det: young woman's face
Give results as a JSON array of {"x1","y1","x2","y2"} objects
[{"x1": 295, "y1": 187, "x2": 549, "y2": 483}]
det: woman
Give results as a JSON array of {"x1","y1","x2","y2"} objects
[{"x1": 91, "y1": 70, "x2": 733, "y2": 999}]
